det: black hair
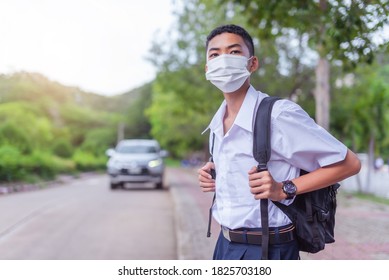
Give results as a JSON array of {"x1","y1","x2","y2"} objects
[{"x1": 205, "y1": 24, "x2": 255, "y2": 56}]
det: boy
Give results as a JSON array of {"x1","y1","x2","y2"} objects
[{"x1": 198, "y1": 24, "x2": 361, "y2": 260}]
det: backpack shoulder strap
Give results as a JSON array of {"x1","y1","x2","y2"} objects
[
  {"x1": 207, "y1": 132, "x2": 216, "y2": 238},
  {"x1": 253, "y1": 96, "x2": 282, "y2": 172},
  {"x1": 253, "y1": 96, "x2": 281, "y2": 260}
]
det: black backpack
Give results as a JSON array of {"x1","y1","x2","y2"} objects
[{"x1": 254, "y1": 96, "x2": 339, "y2": 259}]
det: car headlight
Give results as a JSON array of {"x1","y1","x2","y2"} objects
[{"x1": 148, "y1": 158, "x2": 162, "y2": 168}]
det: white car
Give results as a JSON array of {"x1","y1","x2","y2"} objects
[{"x1": 106, "y1": 139, "x2": 168, "y2": 189}]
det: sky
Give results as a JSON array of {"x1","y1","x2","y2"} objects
[{"x1": 0, "y1": 0, "x2": 176, "y2": 96}]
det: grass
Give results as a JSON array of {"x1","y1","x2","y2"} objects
[
  {"x1": 351, "y1": 192, "x2": 389, "y2": 206},
  {"x1": 164, "y1": 158, "x2": 183, "y2": 167}
]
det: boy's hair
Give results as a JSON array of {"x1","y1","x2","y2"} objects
[{"x1": 206, "y1": 24, "x2": 255, "y2": 56}]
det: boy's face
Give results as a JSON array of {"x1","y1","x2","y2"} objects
[
  {"x1": 205, "y1": 32, "x2": 257, "y2": 74},
  {"x1": 206, "y1": 32, "x2": 251, "y2": 62}
]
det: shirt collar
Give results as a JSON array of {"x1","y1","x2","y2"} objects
[
  {"x1": 202, "y1": 86, "x2": 266, "y2": 135},
  {"x1": 234, "y1": 86, "x2": 259, "y2": 132},
  {"x1": 201, "y1": 100, "x2": 226, "y2": 135}
]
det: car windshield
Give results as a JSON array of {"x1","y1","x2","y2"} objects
[{"x1": 116, "y1": 145, "x2": 157, "y2": 154}]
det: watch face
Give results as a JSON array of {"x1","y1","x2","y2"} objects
[
  {"x1": 283, "y1": 181, "x2": 296, "y2": 198},
  {"x1": 284, "y1": 182, "x2": 296, "y2": 193}
]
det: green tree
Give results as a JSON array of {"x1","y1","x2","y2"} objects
[
  {"x1": 0, "y1": 102, "x2": 54, "y2": 152},
  {"x1": 332, "y1": 62, "x2": 389, "y2": 192},
  {"x1": 219, "y1": 0, "x2": 389, "y2": 130},
  {"x1": 124, "y1": 83, "x2": 153, "y2": 140},
  {"x1": 146, "y1": 66, "x2": 221, "y2": 158},
  {"x1": 0, "y1": 72, "x2": 130, "y2": 181},
  {"x1": 80, "y1": 127, "x2": 117, "y2": 155}
]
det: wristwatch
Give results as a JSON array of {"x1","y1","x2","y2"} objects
[{"x1": 282, "y1": 180, "x2": 297, "y2": 200}]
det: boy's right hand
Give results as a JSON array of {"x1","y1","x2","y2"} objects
[{"x1": 198, "y1": 162, "x2": 216, "y2": 192}]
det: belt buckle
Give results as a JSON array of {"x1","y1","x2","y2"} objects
[{"x1": 222, "y1": 227, "x2": 232, "y2": 242}]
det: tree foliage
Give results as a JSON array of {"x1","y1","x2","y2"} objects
[
  {"x1": 218, "y1": 0, "x2": 389, "y2": 129},
  {"x1": 146, "y1": 66, "x2": 222, "y2": 158},
  {"x1": 0, "y1": 72, "x2": 140, "y2": 182},
  {"x1": 331, "y1": 61, "x2": 389, "y2": 192},
  {"x1": 124, "y1": 83, "x2": 153, "y2": 140},
  {"x1": 332, "y1": 63, "x2": 389, "y2": 156},
  {"x1": 221, "y1": 0, "x2": 388, "y2": 63}
]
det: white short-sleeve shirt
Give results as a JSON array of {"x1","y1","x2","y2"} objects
[{"x1": 203, "y1": 86, "x2": 347, "y2": 230}]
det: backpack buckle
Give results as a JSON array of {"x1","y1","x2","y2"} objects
[{"x1": 257, "y1": 164, "x2": 267, "y2": 172}]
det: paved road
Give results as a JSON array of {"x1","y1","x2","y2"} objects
[{"x1": 0, "y1": 174, "x2": 176, "y2": 260}]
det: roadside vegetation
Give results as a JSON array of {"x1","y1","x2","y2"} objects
[
  {"x1": 352, "y1": 192, "x2": 389, "y2": 206},
  {"x1": 0, "y1": 72, "x2": 151, "y2": 183}
]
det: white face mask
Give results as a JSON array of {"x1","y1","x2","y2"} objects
[{"x1": 205, "y1": 54, "x2": 252, "y2": 93}]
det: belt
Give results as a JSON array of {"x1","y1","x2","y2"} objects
[{"x1": 222, "y1": 224, "x2": 295, "y2": 245}]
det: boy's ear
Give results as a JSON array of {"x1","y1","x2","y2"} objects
[
  {"x1": 250, "y1": 56, "x2": 259, "y2": 72},
  {"x1": 205, "y1": 65, "x2": 208, "y2": 72}
]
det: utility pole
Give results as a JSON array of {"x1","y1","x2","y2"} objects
[{"x1": 117, "y1": 122, "x2": 125, "y2": 144}]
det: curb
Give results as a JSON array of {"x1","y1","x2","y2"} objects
[
  {"x1": 170, "y1": 184, "x2": 212, "y2": 259},
  {"x1": 167, "y1": 167, "x2": 215, "y2": 260}
]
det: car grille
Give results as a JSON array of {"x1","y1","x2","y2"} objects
[{"x1": 120, "y1": 168, "x2": 149, "y2": 175}]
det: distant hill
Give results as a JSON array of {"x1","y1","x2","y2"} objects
[{"x1": 0, "y1": 71, "x2": 149, "y2": 113}]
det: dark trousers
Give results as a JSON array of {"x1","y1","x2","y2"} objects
[{"x1": 213, "y1": 230, "x2": 300, "y2": 260}]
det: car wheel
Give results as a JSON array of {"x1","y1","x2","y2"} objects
[
  {"x1": 155, "y1": 182, "x2": 163, "y2": 189},
  {"x1": 110, "y1": 183, "x2": 120, "y2": 190}
]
